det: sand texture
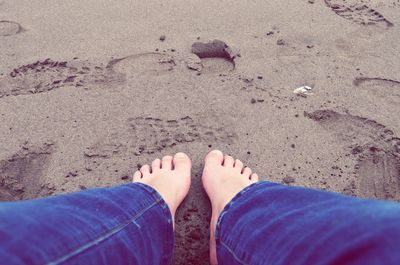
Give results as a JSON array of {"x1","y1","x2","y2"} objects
[{"x1": 1, "y1": 0, "x2": 400, "y2": 264}]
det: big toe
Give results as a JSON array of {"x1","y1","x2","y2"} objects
[
  {"x1": 173, "y1": 152, "x2": 191, "y2": 171},
  {"x1": 205, "y1": 150, "x2": 224, "y2": 166}
]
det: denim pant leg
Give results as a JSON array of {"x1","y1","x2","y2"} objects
[
  {"x1": 216, "y1": 181, "x2": 400, "y2": 265},
  {"x1": 0, "y1": 183, "x2": 174, "y2": 265}
]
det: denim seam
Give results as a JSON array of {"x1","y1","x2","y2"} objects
[
  {"x1": 47, "y1": 183, "x2": 173, "y2": 265},
  {"x1": 215, "y1": 182, "x2": 264, "y2": 241},
  {"x1": 47, "y1": 198, "x2": 162, "y2": 265},
  {"x1": 220, "y1": 241, "x2": 250, "y2": 265},
  {"x1": 134, "y1": 183, "x2": 174, "y2": 264},
  {"x1": 215, "y1": 182, "x2": 266, "y2": 265}
]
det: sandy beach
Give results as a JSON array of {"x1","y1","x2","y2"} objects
[{"x1": 1, "y1": 0, "x2": 400, "y2": 263}]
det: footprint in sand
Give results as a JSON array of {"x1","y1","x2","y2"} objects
[
  {"x1": 0, "y1": 58, "x2": 124, "y2": 98},
  {"x1": 305, "y1": 110, "x2": 400, "y2": 200},
  {"x1": 354, "y1": 77, "x2": 400, "y2": 104},
  {"x1": 106, "y1": 42, "x2": 237, "y2": 78},
  {"x1": 107, "y1": 53, "x2": 177, "y2": 77},
  {"x1": 189, "y1": 40, "x2": 236, "y2": 74},
  {"x1": 84, "y1": 115, "x2": 236, "y2": 174},
  {"x1": 0, "y1": 20, "x2": 24, "y2": 37},
  {"x1": 0, "y1": 142, "x2": 56, "y2": 201},
  {"x1": 324, "y1": 0, "x2": 394, "y2": 29}
]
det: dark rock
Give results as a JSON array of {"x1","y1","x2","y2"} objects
[
  {"x1": 191, "y1": 39, "x2": 234, "y2": 60},
  {"x1": 351, "y1": 146, "x2": 363, "y2": 155},
  {"x1": 283, "y1": 176, "x2": 295, "y2": 184},
  {"x1": 277, "y1": 39, "x2": 285, "y2": 45}
]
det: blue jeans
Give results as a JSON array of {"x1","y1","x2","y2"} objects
[{"x1": 1, "y1": 181, "x2": 400, "y2": 265}]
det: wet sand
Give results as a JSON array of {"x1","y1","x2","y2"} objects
[{"x1": 1, "y1": 0, "x2": 400, "y2": 264}]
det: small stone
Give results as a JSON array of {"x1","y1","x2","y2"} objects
[
  {"x1": 351, "y1": 146, "x2": 363, "y2": 155},
  {"x1": 251, "y1": 98, "x2": 256, "y2": 104},
  {"x1": 257, "y1": 75, "x2": 263, "y2": 80},
  {"x1": 121, "y1": 175, "x2": 129, "y2": 180},
  {"x1": 66, "y1": 171, "x2": 78, "y2": 178},
  {"x1": 283, "y1": 176, "x2": 295, "y2": 184},
  {"x1": 186, "y1": 54, "x2": 203, "y2": 72},
  {"x1": 277, "y1": 39, "x2": 285, "y2": 46},
  {"x1": 79, "y1": 185, "x2": 87, "y2": 190},
  {"x1": 159, "y1": 35, "x2": 166, "y2": 41}
]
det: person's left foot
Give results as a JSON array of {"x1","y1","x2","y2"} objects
[{"x1": 133, "y1": 153, "x2": 191, "y2": 226}]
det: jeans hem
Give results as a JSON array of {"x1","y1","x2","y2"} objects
[
  {"x1": 131, "y1": 183, "x2": 174, "y2": 264},
  {"x1": 48, "y1": 183, "x2": 174, "y2": 265}
]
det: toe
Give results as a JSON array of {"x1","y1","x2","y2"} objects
[
  {"x1": 161, "y1": 155, "x2": 173, "y2": 170},
  {"x1": 173, "y1": 152, "x2": 191, "y2": 171},
  {"x1": 234, "y1": 159, "x2": 244, "y2": 171},
  {"x1": 223, "y1": 155, "x2": 234, "y2": 168},
  {"x1": 133, "y1": 170, "x2": 142, "y2": 181},
  {"x1": 152, "y1": 158, "x2": 161, "y2": 172},
  {"x1": 250, "y1": 173, "x2": 259, "y2": 182},
  {"x1": 205, "y1": 150, "x2": 224, "y2": 166},
  {"x1": 140, "y1": 164, "x2": 151, "y2": 177},
  {"x1": 242, "y1": 167, "x2": 252, "y2": 178}
]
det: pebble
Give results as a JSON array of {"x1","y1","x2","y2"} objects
[
  {"x1": 277, "y1": 39, "x2": 285, "y2": 46},
  {"x1": 283, "y1": 176, "x2": 295, "y2": 184}
]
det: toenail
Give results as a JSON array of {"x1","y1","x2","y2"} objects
[
  {"x1": 175, "y1": 152, "x2": 186, "y2": 158},
  {"x1": 210, "y1": 150, "x2": 223, "y2": 155}
]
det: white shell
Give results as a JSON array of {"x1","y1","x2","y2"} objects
[{"x1": 293, "y1": 86, "x2": 313, "y2": 95}]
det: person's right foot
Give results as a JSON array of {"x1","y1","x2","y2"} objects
[
  {"x1": 133, "y1": 153, "x2": 191, "y2": 228},
  {"x1": 202, "y1": 150, "x2": 259, "y2": 265}
]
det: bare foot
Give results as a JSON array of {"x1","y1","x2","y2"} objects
[
  {"x1": 202, "y1": 150, "x2": 259, "y2": 265},
  {"x1": 133, "y1": 152, "x2": 191, "y2": 227}
]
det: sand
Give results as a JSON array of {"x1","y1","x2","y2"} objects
[{"x1": 0, "y1": 0, "x2": 399, "y2": 263}]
